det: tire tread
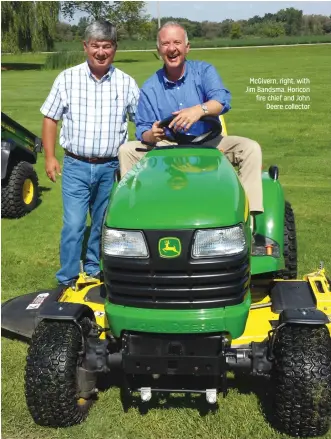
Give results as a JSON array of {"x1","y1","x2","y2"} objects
[
  {"x1": 25, "y1": 320, "x2": 92, "y2": 427},
  {"x1": 1, "y1": 161, "x2": 39, "y2": 218},
  {"x1": 272, "y1": 325, "x2": 331, "y2": 437},
  {"x1": 280, "y1": 201, "x2": 297, "y2": 279}
]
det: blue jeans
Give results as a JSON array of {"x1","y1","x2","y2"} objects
[{"x1": 56, "y1": 155, "x2": 118, "y2": 285}]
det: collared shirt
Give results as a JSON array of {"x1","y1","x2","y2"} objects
[
  {"x1": 135, "y1": 60, "x2": 231, "y2": 140},
  {"x1": 41, "y1": 61, "x2": 140, "y2": 158}
]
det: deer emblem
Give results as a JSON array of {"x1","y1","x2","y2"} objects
[{"x1": 163, "y1": 240, "x2": 179, "y2": 254}]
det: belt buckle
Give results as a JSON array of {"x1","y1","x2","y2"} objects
[{"x1": 89, "y1": 157, "x2": 99, "y2": 163}]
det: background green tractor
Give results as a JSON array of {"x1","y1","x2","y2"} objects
[
  {"x1": 3, "y1": 117, "x2": 330, "y2": 437},
  {"x1": 1, "y1": 112, "x2": 42, "y2": 218}
]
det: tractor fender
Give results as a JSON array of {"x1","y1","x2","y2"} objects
[
  {"x1": 1, "y1": 141, "x2": 37, "y2": 179},
  {"x1": 37, "y1": 301, "x2": 95, "y2": 327},
  {"x1": 279, "y1": 308, "x2": 329, "y2": 325},
  {"x1": 255, "y1": 172, "x2": 285, "y2": 248},
  {"x1": 1, "y1": 143, "x2": 11, "y2": 179}
]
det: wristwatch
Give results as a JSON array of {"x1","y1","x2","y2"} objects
[{"x1": 201, "y1": 104, "x2": 208, "y2": 114}]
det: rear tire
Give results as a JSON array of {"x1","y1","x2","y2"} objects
[
  {"x1": 1, "y1": 161, "x2": 39, "y2": 218},
  {"x1": 271, "y1": 324, "x2": 331, "y2": 437},
  {"x1": 280, "y1": 201, "x2": 297, "y2": 279},
  {"x1": 25, "y1": 320, "x2": 95, "y2": 427}
]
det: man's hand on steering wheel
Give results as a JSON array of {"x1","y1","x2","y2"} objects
[
  {"x1": 168, "y1": 105, "x2": 204, "y2": 133},
  {"x1": 151, "y1": 121, "x2": 167, "y2": 143}
]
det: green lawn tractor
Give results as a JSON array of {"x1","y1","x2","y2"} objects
[
  {"x1": 2, "y1": 117, "x2": 331, "y2": 437},
  {"x1": 1, "y1": 112, "x2": 42, "y2": 218}
]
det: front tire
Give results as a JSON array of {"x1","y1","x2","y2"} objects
[
  {"x1": 280, "y1": 201, "x2": 297, "y2": 279},
  {"x1": 1, "y1": 161, "x2": 39, "y2": 218},
  {"x1": 271, "y1": 324, "x2": 331, "y2": 437},
  {"x1": 25, "y1": 320, "x2": 96, "y2": 427}
]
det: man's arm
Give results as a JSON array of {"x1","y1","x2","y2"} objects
[
  {"x1": 141, "y1": 100, "x2": 223, "y2": 142},
  {"x1": 168, "y1": 100, "x2": 223, "y2": 132},
  {"x1": 198, "y1": 100, "x2": 223, "y2": 116},
  {"x1": 40, "y1": 73, "x2": 64, "y2": 182},
  {"x1": 128, "y1": 81, "x2": 164, "y2": 144},
  {"x1": 169, "y1": 63, "x2": 231, "y2": 132},
  {"x1": 42, "y1": 117, "x2": 61, "y2": 182},
  {"x1": 135, "y1": 89, "x2": 166, "y2": 144}
]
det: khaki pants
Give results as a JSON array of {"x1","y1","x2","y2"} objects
[{"x1": 118, "y1": 135, "x2": 263, "y2": 213}]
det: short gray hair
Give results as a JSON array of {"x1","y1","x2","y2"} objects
[
  {"x1": 84, "y1": 20, "x2": 117, "y2": 45},
  {"x1": 157, "y1": 21, "x2": 189, "y2": 48}
]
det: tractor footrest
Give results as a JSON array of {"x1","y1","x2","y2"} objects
[{"x1": 271, "y1": 281, "x2": 316, "y2": 314}]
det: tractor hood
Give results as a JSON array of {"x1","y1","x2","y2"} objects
[{"x1": 106, "y1": 148, "x2": 247, "y2": 230}]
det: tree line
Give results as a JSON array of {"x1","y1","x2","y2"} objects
[{"x1": 2, "y1": 1, "x2": 331, "y2": 53}]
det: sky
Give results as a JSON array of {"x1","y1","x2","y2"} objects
[
  {"x1": 65, "y1": 1, "x2": 331, "y2": 24},
  {"x1": 147, "y1": 1, "x2": 331, "y2": 22}
]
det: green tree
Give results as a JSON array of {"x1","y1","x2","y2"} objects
[
  {"x1": 61, "y1": 1, "x2": 110, "y2": 21},
  {"x1": 275, "y1": 8, "x2": 303, "y2": 35},
  {"x1": 219, "y1": 19, "x2": 234, "y2": 37},
  {"x1": 262, "y1": 13, "x2": 277, "y2": 22},
  {"x1": 261, "y1": 21, "x2": 286, "y2": 37},
  {"x1": 247, "y1": 15, "x2": 263, "y2": 25},
  {"x1": 76, "y1": 17, "x2": 91, "y2": 39},
  {"x1": 323, "y1": 19, "x2": 331, "y2": 33},
  {"x1": 139, "y1": 21, "x2": 158, "y2": 40},
  {"x1": 55, "y1": 22, "x2": 74, "y2": 42},
  {"x1": 106, "y1": 1, "x2": 150, "y2": 39},
  {"x1": 230, "y1": 22, "x2": 242, "y2": 39},
  {"x1": 201, "y1": 21, "x2": 221, "y2": 39},
  {"x1": 1, "y1": 1, "x2": 59, "y2": 52},
  {"x1": 192, "y1": 22, "x2": 203, "y2": 38},
  {"x1": 61, "y1": 1, "x2": 149, "y2": 40},
  {"x1": 303, "y1": 15, "x2": 321, "y2": 35}
]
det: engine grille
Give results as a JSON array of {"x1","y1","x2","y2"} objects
[{"x1": 103, "y1": 229, "x2": 250, "y2": 309}]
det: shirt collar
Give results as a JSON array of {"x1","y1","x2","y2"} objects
[
  {"x1": 162, "y1": 61, "x2": 188, "y2": 86},
  {"x1": 85, "y1": 61, "x2": 114, "y2": 83}
]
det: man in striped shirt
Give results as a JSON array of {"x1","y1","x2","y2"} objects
[{"x1": 41, "y1": 20, "x2": 139, "y2": 288}]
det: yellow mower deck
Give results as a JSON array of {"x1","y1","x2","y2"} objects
[
  {"x1": 234, "y1": 269, "x2": 331, "y2": 346},
  {"x1": 59, "y1": 268, "x2": 331, "y2": 343}
]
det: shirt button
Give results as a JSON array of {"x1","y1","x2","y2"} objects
[
  {"x1": 177, "y1": 87, "x2": 180, "y2": 90},
  {"x1": 179, "y1": 103, "x2": 183, "y2": 106}
]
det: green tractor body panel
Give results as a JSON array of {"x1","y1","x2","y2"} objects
[
  {"x1": 105, "y1": 293, "x2": 251, "y2": 339},
  {"x1": 102, "y1": 148, "x2": 285, "y2": 338},
  {"x1": 103, "y1": 147, "x2": 251, "y2": 338},
  {"x1": 251, "y1": 172, "x2": 285, "y2": 275},
  {"x1": 251, "y1": 255, "x2": 283, "y2": 275},
  {"x1": 1, "y1": 112, "x2": 41, "y2": 154},
  {"x1": 1, "y1": 113, "x2": 42, "y2": 177},
  {"x1": 105, "y1": 148, "x2": 247, "y2": 230}
]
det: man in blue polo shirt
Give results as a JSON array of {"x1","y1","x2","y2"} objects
[{"x1": 119, "y1": 21, "x2": 263, "y2": 218}]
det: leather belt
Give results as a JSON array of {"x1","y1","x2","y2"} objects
[{"x1": 65, "y1": 150, "x2": 117, "y2": 164}]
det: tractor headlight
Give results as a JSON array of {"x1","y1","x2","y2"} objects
[
  {"x1": 102, "y1": 228, "x2": 149, "y2": 258},
  {"x1": 192, "y1": 225, "x2": 246, "y2": 258}
]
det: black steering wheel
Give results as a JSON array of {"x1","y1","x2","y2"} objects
[{"x1": 158, "y1": 115, "x2": 222, "y2": 146}]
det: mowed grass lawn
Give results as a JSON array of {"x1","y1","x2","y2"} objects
[{"x1": 1, "y1": 45, "x2": 331, "y2": 439}]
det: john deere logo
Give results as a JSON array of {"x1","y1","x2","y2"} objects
[{"x1": 159, "y1": 237, "x2": 181, "y2": 258}]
